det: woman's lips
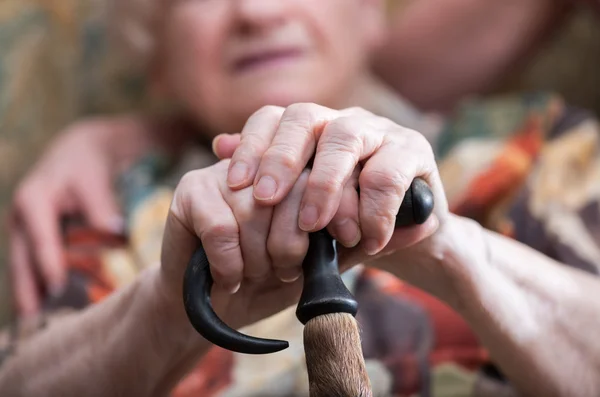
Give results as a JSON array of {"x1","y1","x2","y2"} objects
[{"x1": 232, "y1": 48, "x2": 304, "y2": 73}]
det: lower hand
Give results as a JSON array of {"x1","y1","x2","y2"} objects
[{"x1": 159, "y1": 160, "x2": 348, "y2": 331}]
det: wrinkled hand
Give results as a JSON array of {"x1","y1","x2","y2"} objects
[
  {"x1": 160, "y1": 103, "x2": 450, "y2": 332},
  {"x1": 214, "y1": 104, "x2": 448, "y2": 267},
  {"x1": 160, "y1": 160, "x2": 331, "y2": 330},
  {"x1": 8, "y1": 117, "x2": 149, "y2": 317}
]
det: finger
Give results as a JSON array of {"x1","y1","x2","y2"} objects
[
  {"x1": 212, "y1": 133, "x2": 242, "y2": 160},
  {"x1": 8, "y1": 222, "x2": 40, "y2": 317},
  {"x1": 252, "y1": 103, "x2": 339, "y2": 204},
  {"x1": 181, "y1": 170, "x2": 245, "y2": 294},
  {"x1": 297, "y1": 116, "x2": 384, "y2": 232},
  {"x1": 358, "y1": 134, "x2": 434, "y2": 256},
  {"x1": 327, "y1": 169, "x2": 361, "y2": 248},
  {"x1": 268, "y1": 169, "x2": 310, "y2": 283},
  {"x1": 226, "y1": 106, "x2": 285, "y2": 189},
  {"x1": 15, "y1": 189, "x2": 67, "y2": 295},
  {"x1": 75, "y1": 166, "x2": 124, "y2": 234},
  {"x1": 229, "y1": 187, "x2": 274, "y2": 282}
]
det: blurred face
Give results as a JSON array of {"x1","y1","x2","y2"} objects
[{"x1": 156, "y1": 0, "x2": 385, "y2": 135}]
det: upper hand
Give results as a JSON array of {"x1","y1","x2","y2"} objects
[{"x1": 214, "y1": 104, "x2": 449, "y2": 258}]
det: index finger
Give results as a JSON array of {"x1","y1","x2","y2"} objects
[
  {"x1": 225, "y1": 106, "x2": 285, "y2": 189},
  {"x1": 165, "y1": 167, "x2": 244, "y2": 294},
  {"x1": 252, "y1": 103, "x2": 339, "y2": 204}
]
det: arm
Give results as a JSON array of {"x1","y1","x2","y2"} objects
[
  {"x1": 9, "y1": 112, "x2": 196, "y2": 317},
  {"x1": 373, "y1": 0, "x2": 572, "y2": 112},
  {"x1": 430, "y1": 215, "x2": 600, "y2": 397},
  {"x1": 0, "y1": 267, "x2": 211, "y2": 397},
  {"x1": 211, "y1": 102, "x2": 600, "y2": 395}
]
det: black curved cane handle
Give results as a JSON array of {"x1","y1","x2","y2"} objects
[
  {"x1": 182, "y1": 177, "x2": 434, "y2": 354},
  {"x1": 183, "y1": 246, "x2": 289, "y2": 354}
]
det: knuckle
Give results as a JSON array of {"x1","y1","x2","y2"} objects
[
  {"x1": 268, "y1": 235, "x2": 308, "y2": 268},
  {"x1": 173, "y1": 168, "x2": 218, "y2": 216},
  {"x1": 327, "y1": 116, "x2": 358, "y2": 134},
  {"x1": 254, "y1": 105, "x2": 284, "y2": 119},
  {"x1": 267, "y1": 144, "x2": 302, "y2": 172},
  {"x1": 233, "y1": 200, "x2": 254, "y2": 225},
  {"x1": 176, "y1": 171, "x2": 203, "y2": 205},
  {"x1": 178, "y1": 169, "x2": 203, "y2": 188},
  {"x1": 403, "y1": 128, "x2": 434, "y2": 155},
  {"x1": 238, "y1": 134, "x2": 264, "y2": 156},
  {"x1": 360, "y1": 194, "x2": 396, "y2": 228},
  {"x1": 280, "y1": 116, "x2": 314, "y2": 139},
  {"x1": 322, "y1": 120, "x2": 363, "y2": 155},
  {"x1": 360, "y1": 168, "x2": 409, "y2": 198},
  {"x1": 202, "y1": 222, "x2": 239, "y2": 251},
  {"x1": 342, "y1": 107, "x2": 372, "y2": 117},
  {"x1": 308, "y1": 170, "x2": 344, "y2": 196},
  {"x1": 285, "y1": 102, "x2": 318, "y2": 118}
]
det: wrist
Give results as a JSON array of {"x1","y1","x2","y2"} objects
[
  {"x1": 147, "y1": 266, "x2": 211, "y2": 352},
  {"x1": 139, "y1": 266, "x2": 213, "y2": 394},
  {"x1": 377, "y1": 214, "x2": 488, "y2": 310},
  {"x1": 424, "y1": 214, "x2": 491, "y2": 312}
]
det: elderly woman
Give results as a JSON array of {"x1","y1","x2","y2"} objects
[{"x1": 2, "y1": 0, "x2": 600, "y2": 396}]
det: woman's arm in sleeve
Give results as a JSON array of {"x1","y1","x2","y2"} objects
[{"x1": 0, "y1": 267, "x2": 211, "y2": 397}]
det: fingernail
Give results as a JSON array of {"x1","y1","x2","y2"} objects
[
  {"x1": 228, "y1": 282, "x2": 241, "y2": 294},
  {"x1": 364, "y1": 239, "x2": 380, "y2": 256},
  {"x1": 276, "y1": 267, "x2": 302, "y2": 283},
  {"x1": 299, "y1": 204, "x2": 319, "y2": 231},
  {"x1": 228, "y1": 161, "x2": 249, "y2": 187},
  {"x1": 211, "y1": 135, "x2": 222, "y2": 155},
  {"x1": 254, "y1": 176, "x2": 277, "y2": 200},
  {"x1": 335, "y1": 218, "x2": 361, "y2": 247}
]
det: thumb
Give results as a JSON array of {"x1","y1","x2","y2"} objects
[
  {"x1": 75, "y1": 170, "x2": 124, "y2": 234},
  {"x1": 212, "y1": 133, "x2": 241, "y2": 160}
]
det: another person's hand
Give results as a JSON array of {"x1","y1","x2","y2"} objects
[{"x1": 8, "y1": 116, "x2": 150, "y2": 318}]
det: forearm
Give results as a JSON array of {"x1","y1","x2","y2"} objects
[
  {"x1": 446, "y1": 216, "x2": 600, "y2": 396},
  {"x1": 0, "y1": 267, "x2": 210, "y2": 397},
  {"x1": 77, "y1": 113, "x2": 197, "y2": 174},
  {"x1": 373, "y1": 0, "x2": 570, "y2": 112}
]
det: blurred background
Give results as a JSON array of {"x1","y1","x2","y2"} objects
[{"x1": 0, "y1": 0, "x2": 599, "y2": 327}]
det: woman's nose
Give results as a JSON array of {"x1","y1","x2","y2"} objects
[{"x1": 233, "y1": 0, "x2": 288, "y2": 31}]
